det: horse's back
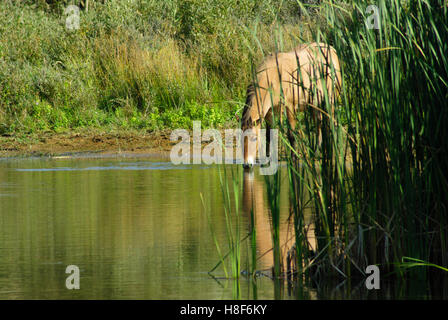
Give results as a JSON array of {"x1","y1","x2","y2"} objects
[
  {"x1": 248, "y1": 42, "x2": 341, "y2": 121},
  {"x1": 257, "y1": 43, "x2": 340, "y2": 78}
]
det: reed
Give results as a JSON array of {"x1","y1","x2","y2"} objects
[
  {"x1": 203, "y1": 166, "x2": 244, "y2": 281},
  {"x1": 200, "y1": 0, "x2": 447, "y2": 294},
  {"x1": 282, "y1": 0, "x2": 448, "y2": 284}
]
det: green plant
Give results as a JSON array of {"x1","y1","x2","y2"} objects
[
  {"x1": 283, "y1": 0, "x2": 448, "y2": 285},
  {"x1": 202, "y1": 166, "x2": 247, "y2": 298}
]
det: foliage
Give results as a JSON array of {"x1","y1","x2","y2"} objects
[{"x1": 0, "y1": 0, "x2": 318, "y2": 135}]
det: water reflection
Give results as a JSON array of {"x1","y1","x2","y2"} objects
[
  {"x1": 0, "y1": 158, "x2": 295, "y2": 299},
  {"x1": 239, "y1": 167, "x2": 446, "y2": 300},
  {"x1": 242, "y1": 170, "x2": 294, "y2": 273},
  {"x1": 0, "y1": 157, "x2": 444, "y2": 299},
  {"x1": 241, "y1": 169, "x2": 319, "y2": 300}
]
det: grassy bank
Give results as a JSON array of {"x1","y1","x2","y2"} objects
[{"x1": 0, "y1": 0, "x2": 320, "y2": 135}]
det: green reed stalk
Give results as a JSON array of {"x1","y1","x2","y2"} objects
[
  {"x1": 264, "y1": 170, "x2": 282, "y2": 277},
  {"x1": 218, "y1": 166, "x2": 242, "y2": 279},
  {"x1": 204, "y1": 166, "x2": 244, "y2": 281}
]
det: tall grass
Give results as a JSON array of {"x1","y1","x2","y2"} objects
[
  {"x1": 193, "y1": 0, "x2": 447, "y2": 297},
  {"x1": 202, "y1": 167, "x2": 243, "y2": 277},
  {"x1": 282, "y1": 0, "x2": 448, "y2": 285},
  {"x1": 195, "y1": 0, "x2": 447, "y2": 298},
  {"x1": 202, "y1": 166, "x2": 245, "y2": 299},
  {"x1": 0, "y1": 0, "x2": 318, "y2": 135}
]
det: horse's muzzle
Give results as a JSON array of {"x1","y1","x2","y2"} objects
[{"x1": 243, "y1": 163, "x2": 253, "y2": 170}]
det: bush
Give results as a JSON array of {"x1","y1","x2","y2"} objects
[{"x1": 0, "y1": 0, "x2": 319, "y2": 134}]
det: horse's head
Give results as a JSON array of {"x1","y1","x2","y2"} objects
[
  {"x1": 241, "y1": 115, "x2": 259, "y2": 171},
  {"x1": 241, "y1": 83, "x2": 261, "y2": 170}
]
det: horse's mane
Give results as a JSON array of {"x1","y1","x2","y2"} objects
[{"x1": 241, "y1": 83, "x2": 255, "y2": 128}]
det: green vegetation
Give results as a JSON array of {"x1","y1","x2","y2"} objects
[
  {"x1": 202, "y1": 166, "x2": 244, "y2": 299},
  {"x1": 4, "y1": 0, "x2": 446, "y2": 295},
  {"x1": 209, "y1": 0, "x2": 447, "y2": 295},
  {"x1": 0, "y1": 0, "x2": 316, "y2": 135},
  {"x1": 281, "y1": 0, "x2": 448, "y2": 286}
]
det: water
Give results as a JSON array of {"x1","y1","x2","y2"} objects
[
  {"x1": 0, "y1": 156, "x2": 443, "y2": 299},
  {"x1": 0, "y1": 156, "x2": 292, "y2": 299}
]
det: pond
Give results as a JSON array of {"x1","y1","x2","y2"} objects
[{"x1": 0, "y1": 156, "x2": 440, "y2": 299}]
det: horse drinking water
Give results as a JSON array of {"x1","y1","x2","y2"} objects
[{"x1": 241, "y1": 42, "x2": 342, "y2": 169}]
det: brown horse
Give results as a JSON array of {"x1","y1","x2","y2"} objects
[{"x1": 241, "y1": 42, "x2": 342, "y2": 168}]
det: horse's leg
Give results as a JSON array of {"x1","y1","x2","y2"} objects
[
  {"x1": 254, "y1": 121, "x2": 261, "y2": 164},
  {"x1": 316, "y1": 111, "x2": 323, "y2": 149},
  {"x1": 264, "y1": 109, "x2": 273, "y2": 158},
  {"x1": 286, "y1": 106, "x2": 297, "y2": 150},
  {"x1": 286, "y1": 106, "x2": 298, "y2": 167},
  {"x1": 264, "y1": 122, "x2": 271, "y2": 158}
]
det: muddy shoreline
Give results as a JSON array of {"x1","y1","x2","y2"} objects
[
  {"x1": 0, "y1": 129, "x2": 287, "y2": 162},
  {"x1": 0, "y1": 130, "x2": 175, "y2": 159}
]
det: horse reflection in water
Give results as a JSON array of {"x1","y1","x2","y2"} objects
[{"x1": 242, "y1": 170, "x2": 316, "y2": 278}]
